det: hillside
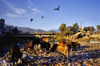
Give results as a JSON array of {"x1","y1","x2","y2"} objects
[
  {"x1": 5, "y1": 24, "x2": 60, "y2": 33},
  {"x1": 17, "y1": 27, "x2": 60, "y2": 33}
]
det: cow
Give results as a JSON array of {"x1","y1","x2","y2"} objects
[
  {"x1": 42, "y1": 38, "x2": 49, "y2": 42},
  {"x1": 63, "y1": 41, "x2": 80, "y2": 54},
  {"x1": 9, "y1": 44, "x2": 22, "y2": 65},
  {"x1": 24, "y1": 39, "x2": 33, "y2": 50},
  {"x1": 50, "y1": 41, "x2": 80, "y2": 55},
  {"x1": 61, "y1": 41, "x2": 80, "y2": 50},
  {"x1": 24, "y1": 38, "x2": 51, "y2": 51},
  {"x1": 40, "y1": 41, "x2": 50, "y2": 50},
  {"x1": 31, "y1": 38, "x2": 41, "y2": 49}
]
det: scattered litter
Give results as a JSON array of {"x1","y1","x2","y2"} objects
[{"x1": 0, "y1": 41, "x2": 100, "y2": 66}]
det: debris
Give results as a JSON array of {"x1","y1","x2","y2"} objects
[{"x1": 0, "y1": 39, "x2": 100, "y2": 66}]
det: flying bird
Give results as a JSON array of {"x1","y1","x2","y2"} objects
[
  {"x1": 41, "y1": 16, "x2": 44, "y2": 18},
  {"x1": 30, "y1": 19, "x2": 33, "y2": 22},
  {"x1": 53, "y1": 5, "x2": 60, "y2": 11}
]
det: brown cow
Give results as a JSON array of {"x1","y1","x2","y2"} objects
[
  {"x1": 24, "y1": 39, "x2": 33, "y2": 50},
  {"x1": 9, "y1": 44, "x2": 22, "y2": 65},
  {"x1": 24, "y1": 38, "x2": 51, "y2": 51},
  {"x1": 58, "y1": 41, "x2": 80, "y2": 54},
  {"x1": 42, "y1": 38, "x2": 49, "y2": 42}
]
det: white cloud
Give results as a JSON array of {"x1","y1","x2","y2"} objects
[
  {"x1": 27, "y1": 0, "x2": 43, "y2": 14},
  {"x1": 6, "y1": 13, "x2": 18, "y2": 17},
  {"x1": 32, "y1": 8, "x2": 40, "y2": 12},
  {"x1": 27, "y1": 5, "x2": 40, "y2": 12},
  {"x1": 15, "y1": 8, "x2": 26, "y2": 14},
  {"x1": 28, "y1": 0, "x2": 33, "y2": 6},
  {"x1": 15, "y1": 10, "x2": 22, "y2": 14},
  {"x1": 2, "y1": 0, "x2": 26, "y2": 15},
  {"x1": 20, "y1": 9, "x2": 26, "y2": 12},
  {"x1": 32, "y1": 12, "x2": 38, "y2": 14}
]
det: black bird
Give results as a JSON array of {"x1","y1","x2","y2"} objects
[
  {"x1": 53, "y1": 5, "x2": 60, "y2": 11},
  {"x1": 30, "y1": 19, "x2": 33, "y2": 22},
  {"x1": 41, "y1": 16, "x2": 44, "y2": 18}
]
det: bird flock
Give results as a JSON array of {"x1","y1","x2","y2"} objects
[
  {"x1": 30, "y1": 5, "x2": 60, "y2": 22},
  {"x1": 4, "y1": 5, "x2": 60, "y2": 22}
]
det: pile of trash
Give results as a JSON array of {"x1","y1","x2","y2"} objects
[
  {"x1": 0, "y1": 43, "x2": 100, "y2": 66},
  {"x1": 89, "y1": 41, "x2": 100, "y2": 44}
]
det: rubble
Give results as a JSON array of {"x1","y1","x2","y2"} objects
[{"x1": 0, "y1": 41, "x2": 100, "y2": 66}]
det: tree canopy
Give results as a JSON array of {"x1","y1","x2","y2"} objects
[
  {"x1": 59, "y1": 23, "x2": 66, "y2": 34},
  {"x1": 97, "y1": 25, "x2": 100, "y2": 32},
  {"x1": 83, "y1": 26, "x2": 94, "y2": 32},
  {"x1": 13, "y1": 27, "x2": 18, "y2": 33},
  {"x1": 73, "y1": 23, "x2": 79, "y2": 32},
  {"x1": 59, "y1": 23, "x2": 79, "y2": 36},
  {"x1": 83, "y1": 27, "x2": 89, "y2": 32}
]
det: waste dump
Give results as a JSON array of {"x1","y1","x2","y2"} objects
[{"x1": 0, "y1": 41, "x2": 100, "y2": 66}]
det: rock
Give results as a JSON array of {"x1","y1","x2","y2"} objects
[
  {"x1": 22, "y1": 51, "x2": 28, "y2": 54},
  {"x1": 0, "y1": 57, "x2": 3, "y2": 61},
  {"x1": 22, "y1": 54, "x2": 27, "y2": 59},
  {"x1": 17, "y1": 58, "x2": 22, "y2": 64}
]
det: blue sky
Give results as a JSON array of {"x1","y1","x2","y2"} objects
[{"x1": 0, "y1": 0, "x2": 100, "y2": 31}]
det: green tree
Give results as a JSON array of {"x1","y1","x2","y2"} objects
[
  {"x1": 97, "y1": 25, "x2": 100, "y2": 32},
  {"x1": 59, "y1": 23, "x2": 78, "y2": 36},
  {"x1": 83, "y1": 26, "x2": 94, "y2": 32},
  {"x1": 59, "y1": 23, "x2": 66, "y2": 34},
  {"x1": 83, "y1": 27, "x2": 89, "y2": 32},
  {"x1": 66, "y1": 26, "x2": 76, "y2": 34},
  {"x1": 73, "y1": 23, "x2": 79, "y2": 32},
  {"x1": 89, "y1": 26, "x2": 94, "y2": 32},
  {"x1": 13, "y1": 27, "x2": 18, "y2": 33},
  {"x1": 61, "y1": 30, "x2": 68, "y2": 36}
]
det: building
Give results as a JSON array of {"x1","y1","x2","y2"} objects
[
  {"x1": 0, "y1": 19, "x2": 5, "y2": 34},
  {"x1": 4, "y1": 26, "x2": 13, "y2": 34}
]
